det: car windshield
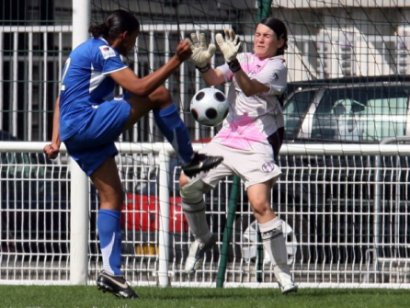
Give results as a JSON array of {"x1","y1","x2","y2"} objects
[
  {"x1": 283, "y1": 90, "x2": 316, "y2": 140},
  {"x1": 284, "y1": 85, "x2": 410, "y2": 142}
]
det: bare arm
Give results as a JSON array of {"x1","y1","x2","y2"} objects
[
  {"x1": 51, "y1": 96, "x2": 61, "y2": 146},
  {"x1": 200, "y1": 68, "x2": 226, "y2": 86},
  {"x1": 110, "y1": 39, "x2": 192, "y2": 97},
  {"x1": 43, "y1": 96, "x2": 61, "y2": 159},
  {"x1": 201, "y1": 66, "x2": 268, "y2": 96}
]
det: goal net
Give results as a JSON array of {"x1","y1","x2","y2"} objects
[{"x1": 87, "y1": 0, "x2": 410, "y2": 143}]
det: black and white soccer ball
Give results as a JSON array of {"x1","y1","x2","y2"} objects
[{"x1": 190, "y1": 87, "x2": 229, "y2": 127}]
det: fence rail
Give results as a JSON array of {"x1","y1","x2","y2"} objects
[{"x1": 1, "y1": 141, "x2": 410, "y2": 288}]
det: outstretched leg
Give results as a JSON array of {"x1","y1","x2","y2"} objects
[{"x1": 126, "y1": 86, "x2": 222, "y2": 176}]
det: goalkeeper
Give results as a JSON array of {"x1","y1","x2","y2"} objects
[{"x1": 181, "y1": 17, "x2": 297, "y2": 294}]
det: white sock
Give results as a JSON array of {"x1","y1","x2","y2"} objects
[
  {"x1": 259, "y1": 217, "x2": 290, "y2": 274},
  {"x1": 182, "y1": 200, "x2": 212, "y2": 243}
]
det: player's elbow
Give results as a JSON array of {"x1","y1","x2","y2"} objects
[{"x1": 128, "y1": 83, "x2": 155, "y2": 97}]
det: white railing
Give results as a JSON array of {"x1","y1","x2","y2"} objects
[{"x1": 1, "y1": 142, "x2": 410, "y2": 289}]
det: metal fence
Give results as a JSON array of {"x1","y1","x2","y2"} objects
[
  {"x1": 1, "y1": 142, "x2": 409, "y2": 288},
  {"x1": 1, "y1": 25, "x2": 409, "y2": 142}
]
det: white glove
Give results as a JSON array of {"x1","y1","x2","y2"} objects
[
  {"x1": 188, "y1": 32, "x2": 216, "y2": 69},
  {"x1": 215, "y1": 29, "x2": 241, "y2": 62}
]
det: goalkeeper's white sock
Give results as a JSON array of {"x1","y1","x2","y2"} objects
[
  {"x1": 259, "y1": 217, "x2": 290, "y2": 274},
  {"x1": 182, "y1": 200, "x2": 212, "y2": 243},
  {"x1": 259, "y1": 218, "x2": 297, "y2": 293}
]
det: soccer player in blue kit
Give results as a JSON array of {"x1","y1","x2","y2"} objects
[{"x1": 43, "y1": 10, "x2": 222, "y2": 299}]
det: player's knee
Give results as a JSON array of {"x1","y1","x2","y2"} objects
[
  {"x1": 99, "y1": 190, "x2": 124, "y2": 211},
  {"x1": 180, "y1": 177, "x2": 207, "y2": 204},
  {"x1": 151, "y1": 86, "x2": 172, "y2": 107},
  {"x1": 179, "y1": 172, "x2": 193, "y2": 188},
  {"x1": 251, "y1": 202, "x2": 273, "y2": 219}
]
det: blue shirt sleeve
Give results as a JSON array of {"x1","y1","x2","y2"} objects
[{"x1": 96, "y1": 44, "x2": 127, "y2": 74}]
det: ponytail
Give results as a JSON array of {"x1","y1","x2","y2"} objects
[
  {"x1": 89, "y1": 23, "x2": 109, "y2": 38},
  {"x1": 88, "y1": 10, "x2": 140, "y2": 40}
]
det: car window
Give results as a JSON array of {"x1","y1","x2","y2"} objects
[
  {"x1": 311, "y1": 86, "x2": 409, "y2": 142},
  {"x1": 1, "y1": 152, "x2": 47, "y2": 178},
  {"x1": 283, "y1": 90, "x2": 316, "y2": 140},
  {"x1": 360, "y1": 96, "x2": 408, "y2": 140}
]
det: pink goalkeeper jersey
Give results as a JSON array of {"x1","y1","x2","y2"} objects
[{"x1": 214, "y1": 52, "x2": 287, "y2": 150}]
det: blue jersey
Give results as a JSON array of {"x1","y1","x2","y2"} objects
[{"x1": 59, "y1": 37, "x2": 127, "y2": 141}]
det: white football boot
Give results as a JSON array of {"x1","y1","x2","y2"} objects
[{"x1": 184, "y1": 234, "x2": 217, "y2": 273}]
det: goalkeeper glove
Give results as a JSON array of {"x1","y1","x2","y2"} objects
[
  {"x1": 215, "y1": 29, "x2": 241, "y2": 72},
  {"x1": 188, "y1": 32, "x2": 216, "y2": 73}
]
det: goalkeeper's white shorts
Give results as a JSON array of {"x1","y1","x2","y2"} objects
[{"x1": 196, "y1": 140, "x2": 281, "y2": 190}]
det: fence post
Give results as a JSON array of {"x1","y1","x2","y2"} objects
[
  {"x1": 70, "y1": 0, "x2": 90, "y2": 285},
  {"x1": 216, "y1": 176, "x2": 240, "y2": 288},
  {"x1": 158, "y1": 149, "x2": 170, "y2": 287},
  {"x1": 69, "y1": 159, "x2": 89, "y2": 285},
  {"x1": 257, "y1": 0, "x2": 273, "y2": 21}
]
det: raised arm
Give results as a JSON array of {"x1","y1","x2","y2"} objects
[
  {"x1": 110, "y1": 39, "x2": 192, "y2": 97},
  {"x1": 187, "y1": 32, "x2": 225, "y2": 86},
  {"x1": 216, "y1": 29, "x2": 268, "y2": 96}
]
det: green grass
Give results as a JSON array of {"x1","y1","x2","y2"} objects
[{"x1": 1, "y1": 286, "x2": 410, "y2": 308}]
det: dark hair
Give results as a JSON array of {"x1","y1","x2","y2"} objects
[
  {"x1": 259, "y1": 17, "x2": 288, "y2": 55},
  {"x1": 89, "y1": 10, "x2": 140, "y2": 40}
]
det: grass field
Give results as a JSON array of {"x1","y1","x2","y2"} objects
[{"x1": 1, "y1": 286, "x2": 410, "y2": 308}]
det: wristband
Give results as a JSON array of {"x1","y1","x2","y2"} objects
[
  {"x1": 196, "y1": 63, "x2": 211, "y2": 73},
  {"x1": 228, "y1": 58, "x2": 241, "y2": 73}
]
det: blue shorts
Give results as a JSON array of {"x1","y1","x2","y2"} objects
[{"x1": 64, "y1": 99, "x2": 131, "y2": 176}]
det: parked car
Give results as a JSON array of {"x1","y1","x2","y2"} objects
[
  {"x1": 121, "y1": 192, "x2": 189, "y2": 260},
  {"x1": 0, "y1": 130, "x2": 71, "y2": 254},
  {"x1": 271, "y1": 75, "x2": 410, "y2": 264},
  {"x1": 0, "y1": 130, "x2": 102, "y2": 256},
  {"x1": 283, "y1": 75, "x2": 410, "y2": 143}
]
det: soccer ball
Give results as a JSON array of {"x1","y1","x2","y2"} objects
[{"x1": 190, "y1": 87, "x2": 229, "y2": 127}]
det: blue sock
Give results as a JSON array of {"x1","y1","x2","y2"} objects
[
  {"x1": 153, "y1": 104, "x2": 194, "y2": 164},
  {"x1": 98, "y1": 209, "x2": 122, "y2": 276}
]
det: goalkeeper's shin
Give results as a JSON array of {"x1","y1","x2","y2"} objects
[{"x1": 259, "y1": 218, "x2": 297, "y2": 294}]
